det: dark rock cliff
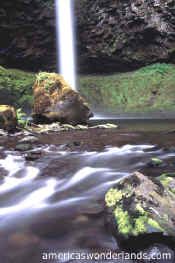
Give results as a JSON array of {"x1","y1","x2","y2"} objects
[
  {"x1": 0, "y1": 0, "x2": 175, "y2": 73},
  {"x1": 0, "y1": 0, "x2": 56, "y2": 71},
  {"x1": 76, "y1": 0, "x2": 175, "y2": 72}
]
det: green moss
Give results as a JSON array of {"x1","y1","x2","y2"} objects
[
  {"x1": 136, "y1": 204, "x2": 145, "y2": 215},
  {"x1": 114, "y1": 205, "x2": 149, "y2": 237},
  {"x1": 114, "y1": 207, "x2": 133, "y2": 237},
  {"x1": 134, "y1": 215, "x2": 147, "y2": 235},
  {"x1": 105, "y1": 188, "x2": 123, "y2": 207},
  {"x1": 78, "y1": 63, "x2": 175, "y2": 113},
  {"x1": 162, "y1": 214, "x2": 168, "y2": 221},
  {"x1": 36, "y1": 72, "x2": 50, "y2": 83},
  {"x1": 109, "y1": 193, "x2": 165, "y2": 237},
  {"x1": 135, "y1": 63, "x2": 172, "y2": 75},
  {"x1": 0, "y1": 66, "x2": 35, "y2": 111},
  {"x1": 170, "y1": 187, "x2": 175, "y2": 194},
  {"x1": 147, "y1": 218, "x2": 164, "y2": 232},
  {"x1": 151, "y1": 158, "x2": 163, "y2": 164},
  {"x1": 157, "y1": 174, "x2": 173, "y2": 187}
]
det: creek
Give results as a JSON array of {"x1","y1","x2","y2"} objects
[{"x1": 0, "y1": 119, "x2": 175, "y2": 262}]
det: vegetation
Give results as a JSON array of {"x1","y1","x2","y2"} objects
[
  {"x1": 78, "y1": 63, "x2": 175, "y2": 113},
  {"x1": 1, "y1": 63, "x2": 175, "y2": 115},
  {"x1": 16, "y1": 108, "x2": 29, "y2": 127},
  {"x1": 0, "y1": 66, "x2": 35, "y2": 111},
  {"x1": 105, "y1": 186, "x2": 164, "y2": 238}
]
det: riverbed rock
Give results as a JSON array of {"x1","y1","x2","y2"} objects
[
  {"x1": 18, "y1": 135, "x2": 39, "y2": 144},
  {"x1": 105, "y1": 171, "x2": 175, "y2": 240},
  {"x1": 146, "y1": 158, "x2": 166, "y2": 168},
  {"x1": 24, "y1": 151, "x2": 42, "y2": 161},
  {"x1": 15, "y1": 143, "x2": 33, "y2": 152},
  {"x1": 32, "y1": 72, "x2": 93, "y2": 124},
  {"x1": 0, "y1": 105, "x2": 17, "y2": 131}
]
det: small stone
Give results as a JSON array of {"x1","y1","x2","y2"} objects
[
  {"x1": 24, "y1": 151, "x2": 41, "y2": 161},
  {"x1": 147, "y1": 158, "x2": 165, "y2": 167},
  {"x1": 73, "y1": 141, "x2": 81, "y2": 146},
  {"x1": 15, "y1": 143, "x2": 33, "y2": 151},
  {"x1": 18, "y1": 136, "x2": 39, "y2": 144}
]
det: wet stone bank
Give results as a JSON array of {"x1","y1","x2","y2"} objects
[{"x1": 0, "y1": 120, "x2": 175, "y2": 262}]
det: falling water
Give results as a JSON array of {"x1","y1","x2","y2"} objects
[{"x1": 55, "y1": 0, "x2": 76, "y2": 90}]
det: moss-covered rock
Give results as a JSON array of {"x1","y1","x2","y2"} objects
[
  {"x1": 105, "y1": 171, "x2": 175, "y2": 240},
  {"x1": 0, "y1": 105, "x2": 17, "y2": 131},
  {"x1": 32, "y1": 72, "x2": 93, "y2": 124}
]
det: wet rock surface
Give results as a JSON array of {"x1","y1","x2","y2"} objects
[
  {"x1": 1, "y1": 0, "x2": 175, "y2": 72},
  {"x1": 76, "y1": 0, "x2": 175, "y2": 72},
  {"x1": 105, "y1": 171, "x2": 175, "y2": 245},
  {"x1": 15, "y1": 143, "x2": 33, "y2": 151},
  {"x1": 0, "y1": 105, "x2": 17, "y2": 131},
  {"x1": 32, "y1": 72, "x2": 93, "y2": 125}
]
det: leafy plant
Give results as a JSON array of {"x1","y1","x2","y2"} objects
[{"x1": 16, "y1": 108, "x2": 29, "y2": 127}]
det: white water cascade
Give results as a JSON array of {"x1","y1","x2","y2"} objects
[{"x1": 55, "y1": 0, "x2": 76, "y2": 90}]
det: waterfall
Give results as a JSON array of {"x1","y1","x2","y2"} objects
[{"x1": 55, "y1": 0, "x2": 76, "y2": 90}]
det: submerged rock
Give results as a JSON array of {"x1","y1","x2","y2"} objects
[
  {"x1": 147, "y1": 158, "x2": 165, "y2": 168},
  {"x1": 24, "y1": 151, "x2": 41, "y2": 161},
  {"x1": 0, "y1": 105, "x2": 17, "y2": 131},
  {"x1": 15, "y1": 143, "x2": 33, "y2": 152},
  {"x1": 105, "y1": 171, "x2": 175, "y2": 240},
  {"x1": 32, "y1": 72, "x2": 93, "y2": 125}
]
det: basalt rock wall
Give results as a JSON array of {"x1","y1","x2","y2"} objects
[
  {"x1": 0, "y1": 0, "x2": 56, "y2": 72},
  {"x1": 1, "y1": 0, "x2": 175, "y2": 73},
  {"x1": 76, "y1": 0, "x2": 175, "y2": 72}
]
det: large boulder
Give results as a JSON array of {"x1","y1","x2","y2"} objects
[
  {"x1": 105, "y1": 171, "x2": 175, "y2": 240},
  {"x1": 0, "y1": 105, "x2": 17, "y2": 131},
  {"x1": 32, "y1": 72, "x2": 93, "y2": 124}
]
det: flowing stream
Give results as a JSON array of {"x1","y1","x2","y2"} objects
[{"x1": 0, "y1": 121, "x2": 175, "y2": 262}]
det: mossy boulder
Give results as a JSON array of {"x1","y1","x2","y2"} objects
[
  {"x1": 105, "y1": 171, "x2": 175, "y2": 240},
  {"x1": 0, "y1": 105, "x2": 17, "y2": 131},
  {"x1": 32, "y1": 72, "x2": 93, "y2": 124}
]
